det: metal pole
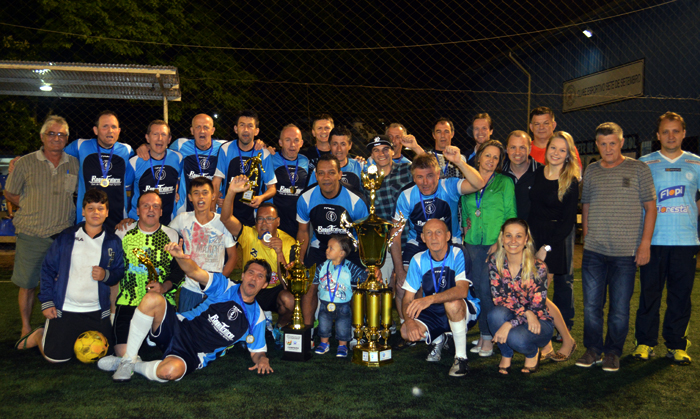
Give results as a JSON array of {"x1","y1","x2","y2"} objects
[{"x1": 509, "y1": 52, "x2": 531, "y2": 130}]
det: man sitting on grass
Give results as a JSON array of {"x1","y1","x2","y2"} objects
[{"x1": 98, "y1": 241, "x2": 273, "y2": 382}]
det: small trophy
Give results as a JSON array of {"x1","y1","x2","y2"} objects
[
  {"x1": 279, "y1": 241, "x2": 316, "y2": 361},
  {"x1": 132, "y1": 248, "x2": 159, "y2": 289},
  {"x1": 240, "y1": 152, "x2": 265, "y2": 204}
]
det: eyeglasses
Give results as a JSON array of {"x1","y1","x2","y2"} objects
[
  {"x1": 44, "y1": 131, "x2": 68, "y2": 138},
  {"x1": 256, "y1": 216, "x2": 278, "y2": 223}
]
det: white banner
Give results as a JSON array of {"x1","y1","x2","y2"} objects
[{"x1": 563, "y1": 59, "x2": 644, "y2": 112}]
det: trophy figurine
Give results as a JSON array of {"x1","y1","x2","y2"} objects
[
  {"x1": 133, "y1": 248, "x2": 159, "y2": 283},
  {"x1": 240, "y1": 152, "x2": 265, "y2": 204},
  {"x1": 279, "y1": 241, "x2": 316, "y2": 361},
  {"x1": 339, "y1": 164, "x2": 406, "y2": 367}
]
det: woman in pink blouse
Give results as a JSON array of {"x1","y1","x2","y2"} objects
[{"x1": 488, "y1": 218, "x2": 553, "y2": 374}]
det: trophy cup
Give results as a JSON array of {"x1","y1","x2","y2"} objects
[
  {"x1": 279, "y1": 241, "x2": 316, "y2": 361},
  {"x1": 132, "y1": 248, "x2": 160, "y2": 294},
  {"x1": 241, "y1": 152, "x2": 265, "y2": 204},
  {"x1": 339, "y1": 165, "x2": 406, "y2": 367}
]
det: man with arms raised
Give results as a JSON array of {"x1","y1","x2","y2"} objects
[
  {"x1": 308, "y1": 126, "x2": 364, "y2": 192},
  {"x1": 401, "y1": 219, "x2": 480, "y2": 377},
  {"x1": 385, "y1": 123, "x2": 412, "y2": 165},
  {"x1": 99, "y1": 244, "x2": 273, "y2": 381},
  {"x1": 301, "y1": 114, "x2": 334, "y2": 172}
]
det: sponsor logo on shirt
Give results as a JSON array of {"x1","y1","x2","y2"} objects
[
  {"x1": 208, "y1": 313, "x2": 236, "y2": 341},
  {"x1": 316, "y1": 225, "x2": 348, "y2": 235},
  {"x1": 685, "y1": 159, "x2": 700, "y2": 166},
  {"x1": 644, "y1": 159, "x2": 661, "y2": 165},
  {"x1": 659, "y1": 185, "x2": 684, "y2": 202},
  {"x1": 657, "y1": 205, "x2": 690, "y2": 214},
  {"x1": 145, "y1": 185, "x2": 176, "y2": 194},
  {"x1": 89, "y1": 175, "x2": 122, "y2": 187},
  {"x1": 187, "y1": 171, "x2": 214, "y2": 180}
]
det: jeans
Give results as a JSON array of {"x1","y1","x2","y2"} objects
[
  {"x1": 465, "y1": 243, "x2": 494, "y2": 339},
  {"x1": 487, "y1": 305, "x2": 554, "y2": 358},
  {"x1": 552, "y1": 226, "x2": 576, "y2": 330},
  {"x1": 317, "y1": 300, "x2": 353, "y2": 342},
  {"x1": 581, "y1": 249, "x2": 637, "y2": 356}
]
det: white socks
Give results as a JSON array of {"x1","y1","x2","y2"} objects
[
  {"x1": 135, "y1": 360, "x2": 167, "y2": 382},
  {"x1": 125, "y1": 308, "x2": 154, "y2": 360},
  {"x1": 449, "y1": 319, "x2": 468, "y2": 360}
]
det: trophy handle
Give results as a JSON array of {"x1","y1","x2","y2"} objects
[
  {"x1": 387, "y1": 211, "x2": 406, "y2": 248},
  {"x1": 339, "y1": 212, "x2": 358, "y2": 250}
]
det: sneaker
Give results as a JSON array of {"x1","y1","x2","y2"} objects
[
  {"x1": 314, "y1": 342, "x2": 330, "y2": 355},
  {"x1": 666, "y1": 349, "x2": 692, "y2": 365},
  {"x1": 112, "y1": 357, "x2": 136, "y2": 382},
  {"x1": 389, "y1": 323, "x2": 397, "y2": 335},
  {"x1": 632, "y1": 344, "x2": 655, "y2": 360},
  {"x1": 426, "y1": 334, "x2": 446, "y2": 362},
  {"x1": 272, "y1": 326, "x2": 284, "y2": 350},
  {"x1": 575, "y1": 349, "x2": 602, "y2": 368},
  {"x1": 97, "y1": 355, "x2": 122, "y2": 372},
  {"x1": 602, "y1": 353, "x2": 620, "y2": 372},
  {"x1": 448, "y1": 357, "x2": 469, "y2": 377},
  {"x1": 336, "y1": 345, "x2": 348, "y2": 358}
]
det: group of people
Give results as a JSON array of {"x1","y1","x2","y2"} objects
[{"x1": 5, "y1": 106, "x2": 695, "y2": 381}]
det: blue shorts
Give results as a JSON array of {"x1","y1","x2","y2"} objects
[
  {"x1": 402, "y1": 242, "x2": 425, "y2": 266},
  {"x1": 415, "y1": 297, "x2": 479, "y2": 345},
  {"x1": 148, "y1": 304, "x2": 200, "y2": 378}
]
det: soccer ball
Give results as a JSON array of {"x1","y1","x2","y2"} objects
[{"x1": 74, "y1": 331, "x2": 109, "y2": 363}]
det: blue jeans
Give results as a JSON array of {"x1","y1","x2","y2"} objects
[
  {"x1": 581, "y1": 249, "x2": 637, "y2": 356},
  {"x1": 465, "y1": 244, "x2": 493, "y2": 339},
  {"x1": 317, "y1": 300, "x2": 352, "y2": 342},
  {"x1": 487, "y1": 306, "x2": 554, "y2": 358}
]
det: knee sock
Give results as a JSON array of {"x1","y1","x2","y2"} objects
[
  {"x1": 135, "y1": 360, "x2": 167, "y2": 382},
  {"x1": 449, "y1": 319, "x2": 468, "y2": 360},
  {"x1": 125, "y1": 308, "x2": 154, "y2": 360}
]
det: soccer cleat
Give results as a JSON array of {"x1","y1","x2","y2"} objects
[
  {"x1": 448, "y1": 357, "x2": 469, "y2": 377},
  {"x1": 602, "y1": 353, "x2": 620, "y2": 372},
  {"x1": 426, "y1": 334, "x2": 446, "y2": 362},
  {"x1": 666, "y1": 349, "x2": 692, "y2": 365},
  {"x1": 336, "y1": 345, "x2": 348, "y2": 358},
  {"x1": 97, "y1": 355, "x2": 122, "y2": 372},
  {"x1": 314, "y1": 342, "x2": 330, "y2": 355},
  {"x1": 632, "y1": 344, "x2": 655, "y2": 360},
  {"x1": 112, "y1": 357, "x2": 136, "y2": 382},
  {"x1": 575, "y1": 349, "x2": 602, "y2": 368}
]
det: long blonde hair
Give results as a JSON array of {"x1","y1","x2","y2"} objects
[
  {"x1": 545, "y1": 131, "x2": 581, "y2": 201},
  {"x1": 494, "y1": 218, "x2": 538, "y2": 286}
]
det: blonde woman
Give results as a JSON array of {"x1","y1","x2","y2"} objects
[
  {"x1": 527, "y1": 131, "x2": 580, "y2": 360},
  {"x1": 488, "y1": 218, "x2": 552, "y2": 374}
]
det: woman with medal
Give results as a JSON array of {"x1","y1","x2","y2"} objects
[
  {"x1": 460, "y1": 139, "x2": 516, "y2": 357},
  {"x1": 488, "y1": 218, "x2": 553, "y2": 374},
  {"x1": 314, "y1": 235, "x2": 368, "y2": 358}
]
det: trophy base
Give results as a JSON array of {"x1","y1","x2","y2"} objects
[
  {"x1": 281, "y1": 325, "x2": 313, "y2": 362},
  {"x1": 352, "y1": 342, "x2": 393, "y2": 367}
]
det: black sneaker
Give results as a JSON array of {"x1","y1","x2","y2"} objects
[
  {"x1": 448, "y1": 357, "x2": 469, "y2": 377},
  {"x1": 602, "y1": 353, "x2": 620, "y2": 372},
  {"x1": 575, "y1": 348, "x2": 602, "y2": 368}
]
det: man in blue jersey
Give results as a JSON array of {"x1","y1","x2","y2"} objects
[
  {"x1": 98, "y1": 244, "x2": 273, "y2": 382},
  {"x1": 308, "y1": 126, "x2": 364, "y2": 192},
  {"x1": 271, "y1": 124, "x2": 310, "y2": 238},
  {"x1": 390, "y1": 151, "x2": 483, "y2": 338},
  {"x1": 402, "y1": 219, "x2": 480, "y2": 377},
  {"x1": 296, "y1": 154, "x2": 369, "y2": 330},
  {"x1": 213, "y1": 110, "x2": 277, "y2": 227},
  {"x1": 122, "y1": 120, "x2": 183, "y2": 227},
  {"x1": 634, "y1": 112, "x2": 700, "y2": 365},
  {"x1": 64, "y1": 110, "x2": 135, "y2": 231}
]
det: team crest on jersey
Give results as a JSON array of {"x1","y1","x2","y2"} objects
[
  {"x1": 101, "y1": 158, "x2": 113, "y2": 171},
  {"x1": 154, "y1": 170, "x2": 166, "y2": 181},
  {"x1": 424, "y1": 201, "x2": 436, "y2": 215},
  {"x1": 199, "y1": 157, "x2": 210, "y2": 170},
  {"x1": 326, "y1": 211, "x2": 337, "y2": 222},
  {"x1": 659, "y1": 185, "x2": 684, "y2": 202},
  {"x1": 227, "y1": 305, "x2": 242, "y2": 321},
  {"x1": 686, "y1": 172, "x2": 694, "y2": 181}
]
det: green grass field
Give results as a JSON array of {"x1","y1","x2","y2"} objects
[{"x1": 1, "y1": 268, "x2": 698, "y2": 419}]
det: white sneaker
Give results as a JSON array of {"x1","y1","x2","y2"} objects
[
  {"x1": 426, "y1": 334, "x2": 446, "y2": 362},
  {"x1": 97, "y1": 355, "x2": 121, "y2": 372},
  {"x1": 112, "y1": 357, "x2": 136, "y2": 382}
]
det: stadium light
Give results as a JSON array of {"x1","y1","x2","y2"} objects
[
  {"x1": 40, "y1": 85, "x2": 52, "y2": 91},
  {"x1": 583, "y1": 29, "x2": 593, "y2": 38}
]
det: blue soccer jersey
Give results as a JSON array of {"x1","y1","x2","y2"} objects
[
  {"x1": 215, "y1": 141, "x2": 277, "y2": 226},
  {"x1": 296, "y1": 184, "x2": 369, "y2": 253},
  {"x1": 128, "y1": 151, "x2": 183, "y2": 225},
  {"x1": 64, "y1": 138, "x2": 134, "y2": 231},
  {"x1": 640, "y1": 151, "x2": 700, "y2": 246},
  {"x1": 171, "y1": 138, "x2": 225, "y2": 214},
  {"x1": 270, "y1": 153, "x2": 310, "y2": 238},
  {"x1": 394, "y1": 178, "x2": 464, "y2": 248},
  {"x1": 314, "y1": 259, "x2": 368, "y2": 302},
  {"x1": 178, "y1": 273, "x2": 267, "y2": 368},
  {"x1": 308, "y1": 158, "x2": 364, "y2": 192}
]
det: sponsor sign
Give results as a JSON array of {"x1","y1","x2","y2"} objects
[{"x1": 563, "y1": 59, "x2": 644, "y2": 112}]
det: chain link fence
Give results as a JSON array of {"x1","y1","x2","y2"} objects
[{"x1": 0, "y1": 0, "x2": 698, "y2": 165}]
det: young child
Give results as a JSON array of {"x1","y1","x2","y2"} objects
[
  {"x1": 15, "y1": 189, "x2": 125, "y2": 362},
  {"x1": 314, "y1": 235, "x2": 367, "y2": 358},
  {"x1": 169, "y1": 177, "x2": 236, "y2": 312}
]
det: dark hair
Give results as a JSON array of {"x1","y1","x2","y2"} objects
[
  {"x1": 137, "y1": 190, "x2": 162, "y2": 207},
  {"x1": 94, "y1": 110, "x2": 119, "y2": 128},
  {"x1": 317, "y1": 153, "x2": 341, "y2": 172},
  {"x1": 410, "y1": 153, "x2": 440, "y2": 173},
  {"x1": 329, "y1": 234, "x2": 353, "y2": 257},
  {"x1": 237, "y1": 109, "x2": 259, "y2": 128},
  {"x1": 329, "y1": 126, "x2": 352, "y2": 141},
  {"x1": 529, "y1": 106, "x2": 555, "y2": 123},
  {"x1": 433, "y1": 118, "x2": 454, "y2": 133},
  {"x1": 475, "y1": 139, "x2": 505, "y2": 172},
  {"x1": 189, "y1": 176, "x2": 214, "y2": 193},
  {"x1": 312, "y1": 114, "x2": 334, "y2": 129},
  {"x1": 146, "y1": 120, "x2": 170, "y2": 135},
  {"x1": 472, "y1": 113, "x2": 493, "y2": 130},
  {"x1": 83, "y1": 188, "x2": 109, "y2": 209},
  {"x1": 656, "y1": 111, "x2": 686, "y2": 132},
  {"x1": 243, "y1": 258, "x2": 272, "y2": 284},
  {"x1": 594, "y1": 122, "x2": 624, "y2": 142}
]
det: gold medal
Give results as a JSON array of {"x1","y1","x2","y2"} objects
[
  {"x1": 327, "y1": 302, "x2": 336, "y2": 312},
  {"x1": 100, "y1": 178, "x2": 110, "y2": 187},
  {"x1": 246, "y1": 334, "x2": 255, "y2": 344},
  {"x1": 290, "y1": 186, "x2": 296, "y2": 194}
]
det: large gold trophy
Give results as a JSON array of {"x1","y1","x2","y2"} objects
[
  {"x1": 340, "y1": 165, "x2": 405, "y2": 367},
  {"x1": 240, "y1": 152, "x2": 265, "y2": 204},
  {"x1": 279, "y1": 242, "x2": 316, "y2": 361}
]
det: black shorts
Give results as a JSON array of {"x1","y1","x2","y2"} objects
[
  {"x1": 415, "y1": 298, "x2": 479, "y2": 344},
  {"x1": 113, "y1": 305, "x2": 137, "y2": 346},
  {"x1": 43, "y1": 310, "x2": 113, "y2": 362},
  {"x1": 148, "y1": 303, "x2": 199, "y2": 378},
  {"x1": 255, "y1": 286, "x2": 284, "y2": 312}
]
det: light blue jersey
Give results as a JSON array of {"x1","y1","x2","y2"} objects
[
  {"x1": 170, "y1": 138, "x2": 226, "y2": 215},
  {"x1": 128, "y1": 151, "x2": 183, "y2": 224},
  {"x1": 640, "y1": 151, "x2": 700, "y2": 246},
  {"x1": 314, "y1": 259, "x2": 367, "y2": 303}
]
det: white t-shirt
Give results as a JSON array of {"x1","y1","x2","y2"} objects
[
  {"x1": 169, "y1": 212, "x2": 236, "y2": 293},
  {"x1": 64, "y1": 227, "x2": 105, "y2": 312}
]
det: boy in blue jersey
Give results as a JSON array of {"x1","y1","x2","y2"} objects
[
  {"x1": 308, "y1": 126, "x2": 364, "y2": 192},
  {"x1": 635, "y1": 112, "x2": 700, "y2": 365},
  {"x1": 401, "y1": 219, "x2": 480, "y2": 377},
  {"x1": 64, "y1": 111, "x2": 135, "y2": 231},
  {"x1": 99, "y1": 243, "x2": 273, "y2": 382},
  {"x1": 271, "y1": 124, "x2": 310, "y2": 238}
]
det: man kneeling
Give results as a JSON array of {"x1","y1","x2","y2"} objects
[
  {"x1": 400, "y1": 219, "x2": 480, "y2": 377},
  {"x1": 99, "y1": 241, "x2": 273, "y2": 381}
]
